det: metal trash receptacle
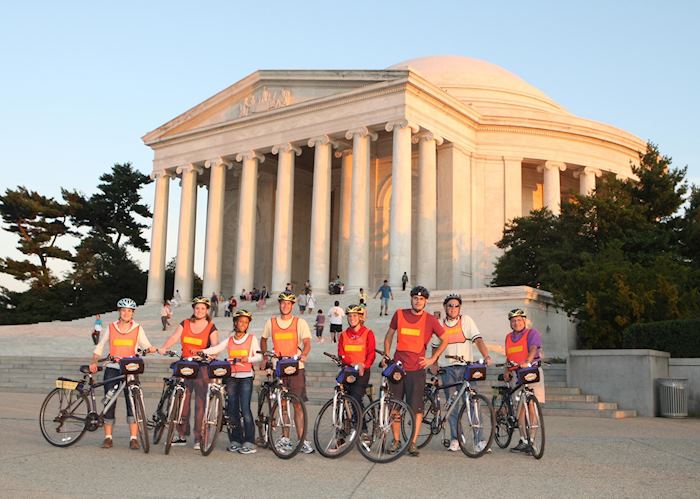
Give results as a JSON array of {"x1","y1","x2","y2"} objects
[{"x1": 656, "y1": 378, "x2": 688, "y2": 418}]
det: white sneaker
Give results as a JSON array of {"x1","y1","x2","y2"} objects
[
  {"x1": 228, "y1": 442, "x2": 242, "y2": 452},
  {"x1": 301, "y1": 440, "x2": 315, "y2": 454},
  {"x1": 275, "y1": 437, "x2": 292, "y2": 451},
  {"x1": 476, "y1": 440, "x2": 492, "y2": 453},
  {"x1": 193, "y1": 442, "x2": 201, "y2": 451},
  {"x1": 448, "y1": 439, "x2": 460, "y2": 452}
]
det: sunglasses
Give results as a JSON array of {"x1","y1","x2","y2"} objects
[{"x1": 446, "y1": 304, "x2": 460, "y2": 308}]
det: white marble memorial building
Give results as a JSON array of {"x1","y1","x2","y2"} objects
[{"x1": 142, "y1": 56, "x2": 645, "y2": 303}]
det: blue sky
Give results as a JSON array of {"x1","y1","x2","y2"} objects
[{"x1": 0, "y1": 1, "x2": 698, "y2": 291}]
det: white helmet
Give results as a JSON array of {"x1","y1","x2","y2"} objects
[{"x1": 117, "y1": 297, "x2": 137, "y2": 310}]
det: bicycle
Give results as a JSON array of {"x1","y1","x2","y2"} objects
[
  {"x1": 149, "y1": 350, "x2": 181, "y2": 445},
  {"x1": 199, "y1": 356, "x2": 237, "y2": 456},
  {"x1": 356, "y1": 350, "x2": 415, "y2": 464},
  {"x1": 415, "y1": 355, "x2": 495, "y2": 458},
  {"x1": 313, "y1": 352, "x2": 363, "y2": 458},
  {"x1": 254, "y1": 351, "x2": 307, "y2": 459},
  {"x1": 492, "y1": 361, "x2": 545, "y2": 459},
  {"x1": 39, "y1": 351, "x2": 151, "y2": 453}
]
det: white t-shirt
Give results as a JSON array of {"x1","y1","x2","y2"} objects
[
  {"x1": 328, "y1": 306, "x2": 345, "y2": 325},
  {"x1": 306, "y1": 295, "x2": 316, "y2": 309},
  {"x1": 261, "y1": 316, "x2": 312, "y2": 369},
  {"x1": 298, "y1": 294, "x2": 307, "y2": 306},
  {"x1": 433, "y1": 315, "x2": 482, "y2": 367}
]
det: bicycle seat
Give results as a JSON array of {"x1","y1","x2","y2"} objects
[{"x1": 80, "y1": 365, "x2": 102, "y2": 374}]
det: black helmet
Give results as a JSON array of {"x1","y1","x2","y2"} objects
[
  {"x1": 443, "y1": 293, "x2": 462, "y2": 306},
  {"x1": 410, "y1": 285, "x2": 430, "y2": 299}
]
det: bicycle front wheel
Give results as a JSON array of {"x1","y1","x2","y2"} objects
[
  {"x1": 39, "y1": 387, "x2": 89, "y2": 447},
  {"x1": 524, "y1": 394, "x2": 545, "y2": 459},
  {"x1": 130, "y1": 386, "x2": 150, "y2": 454},
  {"x1": 492, "y1": 391, "x2": 514, "y2": 449},
  {"x1": 164, "y1": 389, "x2": 183, "y2": 455},
  {"x1": 357, "y1": 398, "x2": 414, "y2": 464},
  {"x1": 152, "y1": 381, "x2": 173, "y2": 445},
  {"x1": 313, "y1": 394, "x2": 362, "y2": 458},
  {"x1": 457, "y1": 393, "x2": 494, "y2": 458},
  {"x1": 255, "y1": 388, "x2": 270, "y2": 449},
  {"x1": 201, "y1": 391, "x2": 224, "y2": 456},
  {"x1": 415, "y1": 391, "x2": 437, "y2": 449},
  {"x1": 269, "y1": 391, "x2": 306, "y2": 459}
]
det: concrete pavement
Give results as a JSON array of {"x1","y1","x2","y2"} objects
[{"x1": 3, "y1": 392, "x2": 699, "y2": 498}]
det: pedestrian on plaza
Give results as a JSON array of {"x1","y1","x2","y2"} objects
[
  {"x1": 173, "y1": 289, "x2": 182, "y2": 307},
  {"x1": 401, "y1": 272, "x2": 409, "y2": 291},
  {"x1": 297, "y1": 291, "x2": 307, "y2": 314},
  {"x1": 314, "y1": 309, "x2": 325, "y2": 343},
  {"x1": 306, "y1": 291, "x2": 316, "y2": 315},
  {"x1": 211, "y1": 292, "x2": 220, "y2": 317},
  {"x1": 373, "y1": 279, "x2": 393, "y2": 316},
  {"x1": 358, "y1": 287, "x2": 368, "y2": 304},
  {"x1": 327, "y1": 300, "x2": 345, "y2": 343},
  {"x1": 257, "y1": 287, "x2": 267, "y2": 310},
  {"x1": 91, "y1": 314, "x2": 103, "y2": 345},
  {"x1": 160, "y1": 301, "x2": 172, "y2": 331}
]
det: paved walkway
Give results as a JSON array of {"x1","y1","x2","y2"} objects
[{"x1": 4, "y1": 392, "x2": 699, "y2": 498}]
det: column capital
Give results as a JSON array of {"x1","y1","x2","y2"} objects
[
  {"x1": 176, "y1": 163, "x2": 204, "y2": 175},
  {"x1": 345, "y1": 126, "x2": 378, "y2": 141},
  {"x1": 204, "y1": 157, "x2": 233, "y2": 170},
  {"x1": 149, "y1": 168, "x2": 177, "y2": 180},
  {"x1": 537, "y1": 160, "x2": 567, "y2": 173},
  {"x1": 307, "y1": 135, "x2": 331, "y2": 147},
  {"x1": 573, "y1": 166, "x2": 603, "y2": 178},
  {"x1": 411, "y1": 131, "x2": 444, "y2": 145},
  {"x1": 334, "y1": 148, "x2": 353, "y2": 159},
  {"x1": 385, "y1": 119, "x2": 419, "y2": 134},
  {"x1": 235, "y1": 150, "x2": 265, "y2": 163},
  {"x1": 272, "y1": 143, "x2": 302, "y2": 156}
]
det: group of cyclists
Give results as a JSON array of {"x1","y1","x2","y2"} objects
[{"x1": 90, "y1": 284, "x2": 544, "y2": 457}]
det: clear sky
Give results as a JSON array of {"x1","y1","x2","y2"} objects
[{"x1": 1, "y1": 0, "x2": 698, "y2": 292}]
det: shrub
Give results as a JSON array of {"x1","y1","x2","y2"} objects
[{"x1": 622, "y1": 319, "x2": 700, "y2": 357}]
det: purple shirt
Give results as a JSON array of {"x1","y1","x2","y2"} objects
[{"x1": 510, "y1": 328, "x2": 542, "y2": 362}]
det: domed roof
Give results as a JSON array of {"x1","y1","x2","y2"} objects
[{"x1": 388, "y1": 55, "x2": 567, "y2": 115}]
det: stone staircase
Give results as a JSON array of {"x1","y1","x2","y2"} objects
[{"x1": 0, "y1": 357, "x2": 635, "y2": 418}]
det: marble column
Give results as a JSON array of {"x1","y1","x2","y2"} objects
[
  {"x1": 345, "y1": 127, "x2": 377, "y2": 291},
  {"x1": 202, "y1": 158, "x2": 230, "y2": 298},
  {"x1": 271, "y1": 143, "x2": 301, "y2": 292},
  {"x1": 308, "y1": 136, "x2": 332, "y2": 294},
  {"x1": 146, "y1": 170, "x2": 172, "y2": 304},
  {"x1": 413, "y1": 132, "x2": 442, "y2": 290},
  {"x1": 386, "y1": 120, "x2": 418, "y2": 288},
  {"x1": 503, "y1": 156, "x2": 523, "y2": 222},
  {"x1": 538, "y1": 161, "x2": 566, "y2": 215},
  {"x1": 234, "y1": 150, "x2": 264, "y2": 296},
  {"x1": 174, "y1": 164, "x2": 201, "y2": 302},
  {"x1": 576, "y1": 166, "x2": 601, "y2": 196},
  {"x1": 335, "y1": 148, "x2": 353, "y2": 284}
]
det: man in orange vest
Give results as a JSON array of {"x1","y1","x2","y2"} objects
[
  {"x1": 338, "y1": 304, "x2": 376, "y2": 408},
  {"x1": 384, "y1": 285, "x2": 447, "y2": 457},
  {"x1": 89, "y1": 298, "x2": 156, "y2": 450},
  {"x1": 260, "y1": 291, "x2": 314, "y2": 454},
  {"x1": 201, "y1": 309, "x2": 262, "y2": 454},
  {"x1": 503, "y1": 308, "x2": 545, "y2": 454}
]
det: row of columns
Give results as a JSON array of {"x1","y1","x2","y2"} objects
[{"x1": 538, "y1": 161, "x2": 602, "y2": 215}]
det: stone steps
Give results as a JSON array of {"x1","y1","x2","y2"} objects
[{"x1": 542, "y1": 408, "x2": 637, "y2": 418}]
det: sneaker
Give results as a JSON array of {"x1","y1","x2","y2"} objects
[
  {"x1": 387, "y1": 440, "x2": 400, "y2": 453},
  {"x1": 171, "y1": 436, "x2": 187, "y2": 446},
  {"x1": 228, "y1": 442, "x2": 242, "y2": 452},
  {"x1": 408, "y1": 443, "x2": 420, "y2": 457},
  {"x1": 475, "y1": 440, "x2": 492, "y2": 453},
  {"x1": 301, "y1": 440, "x2": 315, "y2": 454},
  {"x1": 101, "y1": 437, "x2": 113, "y2": 449},
  {"x1": 239, "y1": 443, "x2": 257, "y2": 454},
  {"x1": 448, "y1": 439, "x2": 460, "y2": 452},
  {"x1": 511, "y1": 440, "x2": 529, "y2": 453},
  {"x1": 129, "y1": 438, "x2": 140, "y2": 450},
  {"x1": 193, "y1": 442, "x2": 201, "y2": 451},
  {"x1": 275, "y1": 437, "x2": 292, "y2": 451}
]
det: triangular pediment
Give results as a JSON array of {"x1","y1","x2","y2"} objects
[{"x1": 143, "y1": 70, "x2": 407, "y2": 144}]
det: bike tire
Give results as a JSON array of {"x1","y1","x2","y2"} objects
[
  {"x1": 416, "y1": 391, "x2": 437, "y2": 449},
  {"x1": 200, "y1": 391, "x2": 224, "y2": 456},
  {"x1": 313, "y1": 394, "x2": 362, "y2": 459},
  {"x1": 152, "y1": 382, "x2": 173, "y2": 445},
  {"x1": 255, "y1": 387, "x2": 270, "y2": 449},
  {"x1": 357, "y1": 397, "x2": 414, "y2": 464},
  {"x1": 131, "y1": 386, "x2": 150, "y2": 454},
  {"x1": 39, "y1": 387, "x2": 89, "y2": 448},
  {"x1": 524, "y1": 394, "x2": 545, "y2": 459},
  {"x1": 492, "y1": 392, "x2": 514, "y2": 449},
  {"x1": 457, "y1": 393, "x2": 495, "y2": 458},
  {"x1": 269, "y1": 391, "x2": 307, "y2": 459},
  {"x1": 164, "y1": 389, "x2": 183, "y2": 455}
]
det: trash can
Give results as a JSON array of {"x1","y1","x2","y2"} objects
[{"x1": 656, "y1": 378, "x2": 688, "y2": 418}]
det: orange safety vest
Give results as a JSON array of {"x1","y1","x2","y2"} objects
[
  {"x1": 505, "y1": 329, "x2": 531, "y2": 369},
  {"x1": 271, "y1": 316, "x2": 299, "y2": 357},
  {"x1": 228, "y1": 334, "x2": 254, "y2": 374},
  {"x1": 396, "y1": 310, "x2": 427, "y2": 354},
  {"x1": 441, "y1": 317, "x2": 467, "y2": 344},
  {"x1": 181, "y1": 320, "x2": 214, "y2": 358},
  {"x1": 341, "y1": 326, "x2": 369, "y2": 366},
  {"x1": 108, "y1": 322, "x2": 139, "y2": 360}
]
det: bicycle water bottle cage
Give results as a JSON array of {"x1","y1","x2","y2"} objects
[
  {"x1": 119, "y1": 357, "x2": 145, "y2": 375},
  {"x1": 336, "y1": 366, "x2": 359, "y2": 384},
  {"x1": 517, "y1": 366, "x2": 540, "y2": 384},
  {"x1": 382, "y1": 362, "x2": 405, "y2": 383},
  {"x1": 208, "y1": 361, "x2": 232, "y2": 378},
  {"x1": 465, "y1": 363, "x2": 487, "y2": 381},
  {"x1": 275, "y1": 357, "x2": 299, "y2": 377},
  {"x1": 173, "y1": 360, "x2": 200, "y2": 379}
]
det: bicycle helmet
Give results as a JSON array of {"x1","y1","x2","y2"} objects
[
  {"x1": 192, "y1": 296, "x2": 211, "y2": 308},
  {"x1": 116, "y1": 297, "x2": 137, "y2": 310},
  {"x1": 346, "y1": 304, "x2": 364, "y2": 314},
  {"x1": 443, "y1": 293, "x2": 462, "y2": 306},
  {"x1": 410, "y1": 285, "x2": 430, "y2": 299},
  {"x1": 232, "y1": 309, "x2": 253, "y2": 321},
  {"x1": 508, "y1": 308, "x2": 527, "y2": 319},
  {"x1": 278, "y1": 291, "x2": 297, "y2": 303}
]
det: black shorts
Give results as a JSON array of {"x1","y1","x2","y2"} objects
[
  {"x1": 388, "y1": 369, "x2": 426, "y2": 414},
  {"x1": 330, "y1": 324, "x2": 343, "y2": 334},
  {"x1": 281, "y1": 368, "x2": 308, "y2": 402}
]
